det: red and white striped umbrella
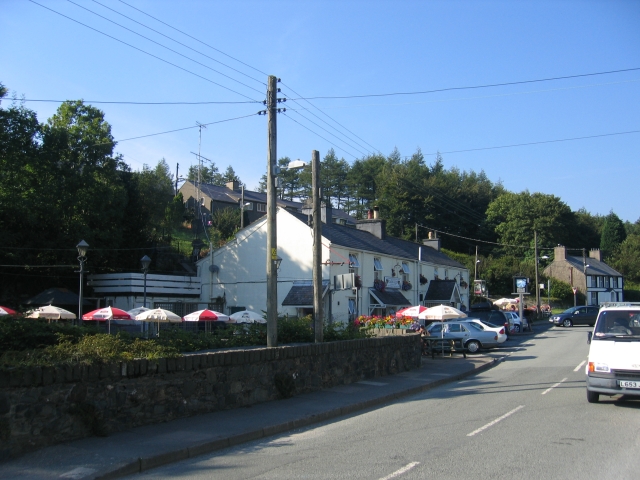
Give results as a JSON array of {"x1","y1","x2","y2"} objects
[
  {"x1": 82, "y1": 307, "x2": 132, "y2": 321},
  {"x1": 396, "y1": 305, "x2": 428, "y2": 318},
  {"x1": 183, "y1": 309, "x2": 230, "y2": 322},
  {"x1": 0, "y1": 306, "x2": 18, "y2": 316}
]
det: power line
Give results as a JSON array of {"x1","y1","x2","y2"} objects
[
  {"x1": 281, "y1": 84, "x2": 381, "y2": 155},
  {"x1": 93, "y1": 111, "x2": 260, "y2": 146},
  {"x1": 281, "y1": 111, "x2": 358, "y2": 159},
  {"x1": 425, "y1": 129, "x2": 640, "y2": 156},
  {"x1": 284, "y1": 108, "x2": 369, "y2": 157},
  {"x1": 90, "y1": 0, "x2": 265, "y2": 86},
  {"x1": 28, "y1": 0, "x2": 260, "y2": 102},
  {"x1": 290, "y1": 67, "x2": 640, "y2": 100},
  {"x1": 22, "y1": 99, "x2": 259, "y2": 105},
  {"x1": 117, "y1": 0, "x2": 269, "y2": 78},
  {"x1": 66, "y1": 0, "x2": 264, "y2": 95}
]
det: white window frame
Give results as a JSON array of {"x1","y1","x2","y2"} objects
[
  {"x1": 349, "y1": 254, "x2": 360, "y2": 268},
  {"x1": 401, "y1": 262, "x2": 410, "y2": 274},
  {"x1": 374, "y1": 258, "x2": 383, "y2": 271},
  {"x1": 348, "y1": 298, "x2": 356, "y2": 315},
  {"x1": 256, "y1": 203, "x2": 265, "y2": 212}
]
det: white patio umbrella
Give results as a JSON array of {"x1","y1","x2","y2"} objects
[
  {"x1": 228, "y1": 310, "x2": 266, "y2": 324},
  {"x1": 135, "y1": 308, "x2": 182, "y2": 336},
  {"x1": 419, "y1": 305, "x2": 467, "y2": 356},
  {"x1": 127, "y1": 306, "x2": 150, "y2": 318},
  {"x1": 493, "y1": 298, "x2": 518, "y2": 307},
  {"x1": 418, "y1": 304, "x2": 468, "y2": 321},
  {"x1": 26, "y1": 305, "x2": 76, "y2": 321}
]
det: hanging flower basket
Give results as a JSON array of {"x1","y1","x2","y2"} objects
[
  {"x1": 402, "y1": 280, "x2": 412, "y2": 291},
  {"x1": 459, "y1": 280, "x2": 468, "y2": 289},
  {"x1": 419, "y1": 274, "x2": 428, "y2": 285},
  {"x1": 374, "y1": 279, "x2": 386, "y2": 292}
]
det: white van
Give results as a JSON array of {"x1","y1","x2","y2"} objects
[{"x1": 585, "y1": 302, "x2": 640, "y2": 403}]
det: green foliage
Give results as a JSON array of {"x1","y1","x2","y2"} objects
[
  {"x1": 135, "y1": 159, "x2": 176, "y2": 241},
  {"x1": 609, "y1": 234, "x2": 640, "y2": 283},
  {"x1": 210, "y1": 207, "x2": 241, "y2": 243},
  {"x1": 600, "y1": 211, "x2": 627, "y2": 258},
  {"x1": 550, "y1": 279, "x2": 575, "y2": 304},
  {"x1": 0, "y1": 318, "x2": 95, "y2": 351},
  {"x1": 0, "y1": 332, "x2": 181, "y2": 367},
  {"x1": 278, "y1": 316, "x2": 313, "y2": 343},
  {"x1": 485, "y1": 191, "x2": 575, "y2": 255}
]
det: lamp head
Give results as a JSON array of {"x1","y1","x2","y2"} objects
[
  {"x1": 274, "y1": 256, "x2": 283, "y2": 271},
  {"x1": 76, "y1": 240, "x2": 89, "y2": 257},
  {"x1": 141, "y1": 255, "x2": 152, "y2": 270}
]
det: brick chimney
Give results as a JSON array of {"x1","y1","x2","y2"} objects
[
  {"x1": 422, "y1": 231, "x2": 441, "y2": 252},
  {"x1": 554, "y1": 245, "x2": 567, "y2": 261},
  {"x1": 356, "y1": 206, "x2": 385, "y2": 239},
  {"x1": 589, "y1": 248, "x2": 602, "y2": 262},
  {"x1": 226, "y1": 181, "x2": 240, "y2": 191},
  {"x1": 321, "y1": 202, "x2": 332, "y2": 224}
]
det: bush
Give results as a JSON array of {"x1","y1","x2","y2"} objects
[{"x1": 0, "y1": 317, "x2": 98, "y2": 351}]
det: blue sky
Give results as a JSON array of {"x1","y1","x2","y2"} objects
[{"x1": 2, "y1": 0, "x2": 639, "y2": 223}]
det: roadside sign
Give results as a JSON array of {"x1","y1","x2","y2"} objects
[{"x1": 572, "y1": 287, "x2": 578, "y2": 294}]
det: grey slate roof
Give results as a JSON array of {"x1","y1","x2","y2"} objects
[
  {"x1": 425, "y1": 280, "x2": 457, "y2": 301},
  {"x1": 565, "y1": 256, "x2": 622, "y2": 277},
  {"x1": 287, "y1": 211, "x2": 465, "y2": 268},
  {"x1": 189, "y1": 181, "x2": 355, "y2": 225},
  {"x1": 282, "y1": 280, "x2": 330, "y2": 306},
  {"x1": 369, "y1": 289, "x2": 411, "y2": 307}
]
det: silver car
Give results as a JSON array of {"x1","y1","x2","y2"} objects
[{"x1": 426, "y1": 320, "x2": 505, "y2": 353}]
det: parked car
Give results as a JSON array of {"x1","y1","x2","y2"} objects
[
  {"x1": 466, "y1": 309, "x2": 511, "y2": 333},
  {"x1": 452, "y1": 318, "x2": 508, "y2": 344},
  {"x1": 427, "y1": 320, "x2": 504, "y2": 353},
  {"x1": 550, "y1": 306, "x2": 599, "y2": 327},
  {"x1": 503, "y1": 311, "x2": 527, "y2": 332}
]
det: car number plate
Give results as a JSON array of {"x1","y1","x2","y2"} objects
[{"x1": 619, "y1": 380, "x2": 640, "y2": 389}]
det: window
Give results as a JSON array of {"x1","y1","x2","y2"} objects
[
  {"x1": 590, "y1": 292, "x2": 598, "y2": 305},
  {"x1": 610, "y1": 277, "x2": 617, "y2": 288},
  {"x1": 444, "y1": 269, "x2": 449, "y2": 280},
  {"x1": 349, "y1": 254, "x2": 360, "y2": 268},
  {"x1": 401, "y1": 262, "x2": 410, "y2": 274},
  {"x1": 448, "y1": 323, "x2": 462, "y2": 333},
  {"x1": 434, "y1": 267, "x2": 439, "y2": 279},
  {"x1": 597, "y1": 276, "x2": 603, "y2": 288},
  {"x1": 256, "y1": 203, "x2": 266, "y2": 212},
  {"x1": 604, "y1": 277, "x2": 609, "y2": 288},
  {"x1": 348, "y1": 298, "x2": 356, "y2": 315},
  {"x1": 374, "y1": 258, "x2": 383, "y2": 271},
  {"x1": 243, "y1": 202, "x2": 254, "y2": 211}
]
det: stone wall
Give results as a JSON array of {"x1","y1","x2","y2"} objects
[{"x1": 0, "y1": 335, "x2": 421, "y2": 460}]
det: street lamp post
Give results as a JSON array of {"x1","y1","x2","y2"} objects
[
  {"x1": 76, "y1": 240, "x2": 89, "y2": 325},
  {"x1": 141, "y1": 255, "x2": 151, "y2": 308}
]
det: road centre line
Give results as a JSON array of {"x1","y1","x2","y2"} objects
[
  {"x1": 467, "y1": 405, "x2": 525, "y2": 437},
  {"x1": 379, "y1": 462, "x2": 420, "y2": 480},
  {"x1": 574, "y1": 360, "x2": 586, "y2": 372},
  {"x1": 541, "y1": 378, "x2": 568, "y2": 395}
]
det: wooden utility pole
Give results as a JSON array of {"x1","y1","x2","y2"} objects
[
  {"x1": 312, "y1": 150, "x2": 323, "y2": 343},
  {"x1": 535, "y1": 230, "x2": 540, "y2": 317},
  {"x1": 266, "y1": 75, "x2": 278, "y2": 348}
]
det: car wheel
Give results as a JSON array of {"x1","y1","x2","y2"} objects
[
  {"x1": 514, "y1": 324, "x2": 521, "y2": 333},
  {"x1": 562, "y1": 318, "x2": 573, "y2": 328},
  {"x1": 586, "y1": 389, "x2": 599, "y2": 403},
  {"x1": 466, "y1": 340, "x2": 481, "y2": 353}
]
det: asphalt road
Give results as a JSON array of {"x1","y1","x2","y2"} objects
[{"x1": 127, "y1": 326, "x2": 640, "y2": 480}]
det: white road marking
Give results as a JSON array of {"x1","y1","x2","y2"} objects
[
  {"x1": 574, "y1": 360, "x2": 586, "y2": 372},
  {"x1": 541, "y1": 377, "x2": 568, "y2": 395},
  {"x1": 467, "y1": 405, "x2": 525, "y2": 437},
  {"x1": 59, "y1": 467, "x2": 97, "y2": 479},
  {"x1": 358, "y1": 381, "x2": 388, "y2": 386},
  {"x1": 379, "y1": 462, "x2": 420, "y2": 480}
]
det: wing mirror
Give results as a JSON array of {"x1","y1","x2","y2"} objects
[{"x1": 587, "y1": 332, "x2": 592, "y2": 345}]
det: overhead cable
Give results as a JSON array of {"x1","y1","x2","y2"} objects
[
  {"x1": 290, "y1": 67, "x2": 640, "y2": 100},
  {"x1": 28, "y1": 0, "x2": 260, "y2": 102},
  {"x1": 90, "y1": 0, "x2": 265, "y2": 85}
]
